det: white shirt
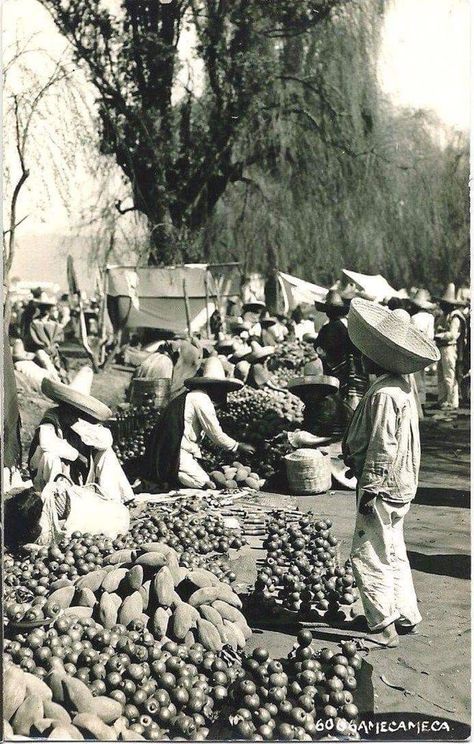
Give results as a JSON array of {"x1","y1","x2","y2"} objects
[
  {"x1": 181, "y1": 390, "x2": 238, "y2": 459},
  {"x1": 411, "y1": 311, "x2": 434, "y2": 340}
]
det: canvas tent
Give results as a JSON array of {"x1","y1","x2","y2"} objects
[
  {"x1": 106, "y1": 265, "x2": 218, "y2": 335},
  {"x1": 342, "y1": 269, "x2": 398, "y2": 303},
  {"x1": 277, "y1": 271, "x2": 327, "y2": 312}
]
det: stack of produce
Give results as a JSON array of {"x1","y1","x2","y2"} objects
[
  {"x1": 207, "y1": 462, "x2": 265, "y2": 491},
  {"x1": 267, "y1": 341, "x2": 319, "y2": 386},
  {"x1": 4, "y1": 611, "x2": 242, "y2": 740},
  {"x1": 220, "y1": 387, "x2": 303, "y2": 445},
  {"x1": 227, "y1": 631, "x2": 361, "y2": 740},
  {"x1": 112, "y1": 400, "x2": 161, "y2": 466},
  {"x1": 251, "y1": 512, "x2": 358, "y2": 618}
]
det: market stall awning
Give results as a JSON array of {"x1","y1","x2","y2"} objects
[
  {"x1": 342, "y1": 269, "x2": 398, "y2": 303},
  {"x1": 106, "y1": 265, "x2": 217, "y2": 333},
  {"x1": 278, "y1": 271, "x2": 327, "y2": 312}
]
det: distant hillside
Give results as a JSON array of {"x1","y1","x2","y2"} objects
[{"x1": 11, "y1": 232, "x2": 137, "y2": 294}]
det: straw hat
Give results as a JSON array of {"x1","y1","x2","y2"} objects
[
  {"x1": 314, "y1": 290, "x2": 348, "y2": 314},
  {"x1": 410, "y1": 288, "x2": 435, "y2": 311},
  {"x1": 185, "y1": 356, "x2": 243, "y2": 392},
  {"x1": 347, "y1": 298, "x2": 440, "y2": 374},
  {"x1": 11, "y1": 339, "x2": 35, "y2": 362},
  {"x1": 288, "y1": 360, "x2": 339, "y2": 396},
  {"x1": 248, "y1": 341, "x2": 275, "y2": 362},
  {"x1": 229, "y1": 343, "x2": 252, "y2": 363},
  {"x1": 41, "y1": 366, "x2": 112, "y2": 421},
  {"x1": 242, "y1": 301, "x2": 266, "y2": 314},
  {"x1": 216, "y1": 336, "x2": 234, "y2": 354},
  {"x1": 33, "y1": 291, "x2": 57, "y2": 306},
  {"x1": 234, "y1": 360, "x2": 251, "y2": 383},
  {"x1": 434, "y1": 282, "x2": 465, "y2": 307}
]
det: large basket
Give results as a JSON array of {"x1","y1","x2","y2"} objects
[
  {"x1": 284, "y1": 448, "x2": 331, "y2": 495},
  {"x1": 130, "y1": 378, "x2": 171, "y2": 410}
]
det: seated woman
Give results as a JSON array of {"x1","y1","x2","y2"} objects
[
  {"x1": 28, "y1": 366, "x2": 133, "y2": 503},
  {"x1": 144, "y1": 356, "x2": 255, "y2": 489}
]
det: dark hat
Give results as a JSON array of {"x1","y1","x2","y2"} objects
[{"x1": 314, "y1": 290, "x2": 348, "y2": 314}]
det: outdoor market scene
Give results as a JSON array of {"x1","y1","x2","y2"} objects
[{"x1": 2, "y1": 0, "x2": 470, "y2": 742}]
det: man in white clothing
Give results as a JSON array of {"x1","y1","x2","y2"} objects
[{"x1": 145, "y1": 356, "x2": 255, "y2": 489}]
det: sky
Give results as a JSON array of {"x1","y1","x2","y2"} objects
[{"x1": 3, "y1": 0, "x2": 470, "y2": 289}]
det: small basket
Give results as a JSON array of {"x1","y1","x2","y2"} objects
[{"x1": 284, "y1": 448, "x2": 331, "y2": 495}]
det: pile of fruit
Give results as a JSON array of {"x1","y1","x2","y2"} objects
[
  {"x1": 111, "y1": 399, "x2": 160, "y2": 466},
  {"x1": 267, "y1": 341, "x2": 318, "y2": 386},
  {"x1": 252, "y1": 512, "x2": 358, "y2": 618},
  {"x1": 214, "y1": 387, "x2": 303, "y2": 453},
  {"x1": 4, "y1": 612, "x2": 241, "y2": 740},
  {"x1": 207, "y1": 462, "x2": 266, "y2": 491},
  {"x1": 227, "y1": 631, "x2": 361, "y2": 740}
]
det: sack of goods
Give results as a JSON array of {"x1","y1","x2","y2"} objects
[{"x1": 284, "y1": 447, "x2": 331, "y2": 495}]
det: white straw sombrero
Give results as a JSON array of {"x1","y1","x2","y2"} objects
[
  {"x1": 41, "y1": 366, "x2": 112, "y2": 421},
  {"x1": 288, "y1": 360, "x2": 339, "y2": 396},
  {"x1": 348, "y1": 298, "x2": 440, "y2": 374},
  {"x1": 248, "y1": 341, "x2": 275, "y2": 362},
  {"x1": 185, "y1": 356, "x2": 243, "y2": 393}
]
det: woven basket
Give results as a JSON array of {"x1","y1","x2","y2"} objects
[
  {"x1": 284, "y1": 448, "x2": 331, "y2": 495},
  {"x1": 130, "y1": 378, "x2": 171, "y2": 410}
]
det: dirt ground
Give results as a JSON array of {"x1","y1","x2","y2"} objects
[{"x1": 15, "y1": 365, "x2": 471, "y2": 739}]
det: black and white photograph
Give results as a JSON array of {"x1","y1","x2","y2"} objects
[{"x1": 2, "y1": 0, "x2": 470, "y2": 741}]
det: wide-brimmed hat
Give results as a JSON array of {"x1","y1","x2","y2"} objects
[
  {"x1": 347, "y1": 298, "x2": 440, "y2": 374},
  {"x1": 288, "y1": 360, "x2": 339, "y2": 396},
  {"x1": 11, "y1": 339, "x2": 35, "y2": 362},
  {"x1": 215, "y1": 336, "x2": 235, "y2": 354},
  {"x1": 314, "y1": 290, "x2": 348, "y2": 314},
  {"x1": 434, "y1": 282, "x2": 465, "y2": 307},
  {"x1": 33, "y1": 291, "x2": 57, "y2": 306},
  {"x1": 234, "y1": 360, "x2": 251, "y2": 383},
  {"x1": 242, "y1": 301, "x2": 266, "y2": 314},
  {"x1": 410, "y1": 288, "x2": 435, "y2": 311},
  {"x1": 229, "y1": 343, "x2": 252, "y2": 363},
  {"x1": 248, "y1": 341, "x2": 275, "y2": 362},
  {"x1": 41, "y1": 366, "x2": 112, "y2": 421},
  {"x1": 260, "y1": 314, "x2": 278, "y2": 327},
  {"x1": 185, "y1": 356, "x2": 243, "y2": 392}
]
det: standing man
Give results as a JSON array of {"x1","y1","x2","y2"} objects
[
  {"x1": 409, "y1": 289, "x2": 435, "y2": 412},
  {"x1": 343, "y1": 300, "x2": 439, "y2": 646},
  {"x1": 434, "y1": 283, "x2": 466, "y2": 410}
]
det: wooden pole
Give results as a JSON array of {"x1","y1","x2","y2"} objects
[
  {"x1": 205, "y1": 270, "x2": 211, "y2": 338},
  {"x1": 183, "y1": 279, "x2": 192, "y2": 338}
]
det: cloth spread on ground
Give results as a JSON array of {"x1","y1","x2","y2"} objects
[{"x1": 342, "y1": 373, "x2": 420, "y2": 503}]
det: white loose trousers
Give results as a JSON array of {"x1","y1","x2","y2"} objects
[{"x1": 351, "y1": 495, "x2": 422, "y2": 631}]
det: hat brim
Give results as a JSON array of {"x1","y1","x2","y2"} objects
[
  {"x1": 249, "y1": 346, "x2": 275, "y2": 362},
  {"x1": 314, "y1": 300, "x2": 348, "y2": 313},
  {"x1": 261, "y1": 318, "x2": 277, "y2": 327},
  {"x1": 230, "y1": 349, "x2": 252, "y2": 363},
  {"x1": 184, "y1": 376, "x2": 244, "y2": 392},
  {"x1": 243, "y1": 302, "x2": 266, "y2": 313},
  {"x1": 287, "y1": 375, "x2": 339, "y2": 396},
  {"x1": 410, "y1": 299, "x2": 436, "y2": 311},
  {"x1": 33, "y1": 298, "x2": 57, "y2": 306},
  {"x1": 433, "y1": 296, "x2": 465, "y2": 307},
  {"x1": 41, "y1": 378, "x2": 112, "y2": 421},
  {"x1": 348, "y1": 298, "x2": 440, "y2": 374}
]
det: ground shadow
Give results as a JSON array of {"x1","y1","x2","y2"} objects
[
  {"x1": 414, "y1": 486, "x2": 470, "y2": 509},
  {"x1": 408, "y1": 551, "x2": 470, "y2": 580}
]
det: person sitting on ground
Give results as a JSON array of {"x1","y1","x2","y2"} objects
[
  {"x1": 26, "y1": 292, "x2": 68, "y2": 382},
  {"x1": 246, "y1": 341, "x2": 281, "y2": 391},
  {"x1": 342, "y1": 299, "x2": 439, "y2": 647},
  {"x1": 144, "y1": 356, "x2": 255, "y2": 490},
  {"x1": 28, "y1": 366, "x2": 133, "y2": 503},
  {"x1": 408, "y1": 289, "x2": 435, "y2": 413}
]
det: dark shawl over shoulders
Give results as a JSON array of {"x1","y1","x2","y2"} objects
[
  {"x1": 143, "y1": 392, "x2": 187, "y2": 487},
  {"x1": 4, "y1": 330, "x2": 21, "y2": 468}
]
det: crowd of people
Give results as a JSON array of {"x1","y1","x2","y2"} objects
[{"x1": 3, "y1": 277, "x2": 470, "y2": 647}]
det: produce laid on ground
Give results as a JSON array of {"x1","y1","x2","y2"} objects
[
  {"x1": 267, "y1": 341, "x2": 319, "y2": 386},
  {"x1": 250, "y1": 512, "x2": 358, "y2": 619},
  {"x1": 111, "y1": 399, "x2": 160, "y2": 466},
  {"x1": 227, "y1": 631, "x2": 361, "y2": 741}
]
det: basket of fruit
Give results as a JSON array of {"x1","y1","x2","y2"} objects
[{"x1": 284, "y1": 448, "x2": 331, "y2": 495}]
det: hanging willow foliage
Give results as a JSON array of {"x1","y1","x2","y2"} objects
[{"x1": 199, "y1": 0, "x2": 469, "y2": 292}]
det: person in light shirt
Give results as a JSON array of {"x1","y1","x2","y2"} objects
[
  {"x1": 144, "y1": 356, "x2": 255, "y2": 489},
  {"x1": 408, "y1": 289, "x2": 435, "y2": 411},
  {"x1": 28, "y1": 367, "x2": 133, "y2": 503}
]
